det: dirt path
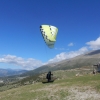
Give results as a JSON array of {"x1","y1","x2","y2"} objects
[
  {"x1": 30, "y1": 84, "x2": 100, "y2": 100},
  {"x1": 67, "y1": 86, "x2": 100, "y2": 100}
]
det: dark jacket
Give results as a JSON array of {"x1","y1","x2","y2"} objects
[{"x1": 46, "y1": 71, "x2": 53, "y2": 80}]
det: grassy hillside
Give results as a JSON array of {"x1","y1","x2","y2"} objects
[
  {"x1": 0, "y1": 69, "x2": 100, "y2": 100},
  {"x1": 21, "y1": 50, "x2": 100, "y2": 76}
]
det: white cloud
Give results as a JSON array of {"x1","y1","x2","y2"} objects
[
  {"x1": 50, "y1": 37, "x2": 100, "y2": 63},
  {"x1": 51, "y1": 37, "x2": 99, "y2": 63},
  {"x1": 86, "y1": 37, "x2": 100, "y2": 50},
  {"x1": 0, "y1": 47, "x2": 89, "y2": 70},
  {"x1": 48, "y1": 47, "x2": 88, "y2": 63},
  {"x1": 68, "y1": 43, "x2": 74, "y2": 46},
  {"x1": 0, "y1": 55, "x2": 43, "y2": 70},
  {"x1": 1, "y1": 37, "x2": 100, "y2": 70}
]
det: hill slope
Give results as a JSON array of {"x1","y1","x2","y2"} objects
[
  {"x1": 22, "y1": 49, "x2": 100, "y2": 76},
  {"x1": 0, "y1": 70, "x2": 100, "y2": 100}
]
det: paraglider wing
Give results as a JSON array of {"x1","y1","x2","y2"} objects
[{"x1": 40, "y1": 25, "x2": 58, "y2": 48}]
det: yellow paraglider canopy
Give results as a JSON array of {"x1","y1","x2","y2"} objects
[{"x1": 40, "y1": 25, "x2": 58, "y2": 48}]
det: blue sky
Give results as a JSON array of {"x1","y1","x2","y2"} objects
[{"x1": 0, "y1": 0, "x2": 100, "y2": 70}]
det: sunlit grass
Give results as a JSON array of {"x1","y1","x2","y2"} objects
[{"x1": 0, "y1": 70, "x2": 100, "y2": 100}]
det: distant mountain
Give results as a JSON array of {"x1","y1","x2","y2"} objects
[
  {"x1": 85, "y1": 49, "x2": 100, "y2": 56},
  {"x1": 0, "y1": 69, "x2": 28, "y2": 77},
  {"x1": 21, "y1": 49, "x2": 100, "y2": 76}
]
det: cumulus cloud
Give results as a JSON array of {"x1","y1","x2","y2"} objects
[
  {"x1": 50, "y1": 37, "x2": 100, "y2": 63},
  {"x1": 0, "y1": 47, "x2": 88, "y2": 70},
  {"x1": 86, "y1": 37, "x2": 100, "y2": 50},
  {"x1": 0, "y1": 55, "x2": 43, "y2": 70},
  {"x1": 48, "y1": 47, "x2": 88, "y2": 63},
  {"x1": 68, "y1": 43, "x2": 74, "y2": 46},
  {"x1": 1, "y1": 37, "x2": 100, "y2": 70}
]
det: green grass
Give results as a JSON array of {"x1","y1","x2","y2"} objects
[{"x1": 0, "y1": 70, "x2": 100, "y2": 100}]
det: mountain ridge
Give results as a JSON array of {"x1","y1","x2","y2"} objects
[
  {"x1": 21, "y1": 49, "x2": 100, "y2": 76},
  {"x1": 0, "y1": 68, "x2": 28, "y2": 77}
]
